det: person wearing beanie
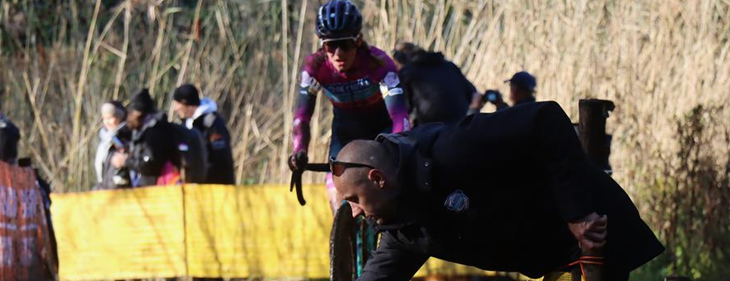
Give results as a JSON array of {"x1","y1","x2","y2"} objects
[
  {"x1": 94, "y1": 101, "x2": 132, "y2": 189},
  {"x1": 112, "y1": 89, "x2": 180, "y2": 187},
  {"x1": 172, "y1": 84, "x2": 235, "y2": 185},
  {"x1": 128, "y1": 88, "x2": 157, "y2": 115}
]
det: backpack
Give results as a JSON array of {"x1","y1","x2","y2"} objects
[{"x1": 170, "y1": 123, "x2": 208, "y2": 184}]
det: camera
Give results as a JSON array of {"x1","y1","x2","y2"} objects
[{"x1": 483, "y1": 90, "x2": 501, "y2": 103}]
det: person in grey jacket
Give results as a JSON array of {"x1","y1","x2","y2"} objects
[{"x1": 94, "y1": 101, "x2": 132, "y2": 189}]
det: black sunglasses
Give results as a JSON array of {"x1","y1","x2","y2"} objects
[
  {"x1": 329, "y1": 156, "x2": 375, "y2": 177},
  {"x1": 323, "y1": 39, "x2": 357, "y2": 53}
]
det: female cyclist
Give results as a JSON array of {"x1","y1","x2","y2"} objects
[{"x1": 288, "y1": 0, "x2": 410, "y2": 212}]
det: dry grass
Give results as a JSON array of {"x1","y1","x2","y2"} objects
[{"x1": 0, "y1": 0, "x2": 729, "y2": 278}]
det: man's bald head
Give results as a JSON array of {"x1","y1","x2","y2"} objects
[
  {"x1": 334, "y1": 139, "x2": 401, "y2": 224},
  {"x1": 337, "y1": 140, "x2": 396, "y2": 174}
]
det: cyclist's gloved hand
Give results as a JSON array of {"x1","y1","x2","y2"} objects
[{"x1": 288, "y1": 151, "x2": 309, "y2": 172}]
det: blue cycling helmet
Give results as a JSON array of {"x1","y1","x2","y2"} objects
[{"x1": 316, "y1": 0, "x2": 363, "y2": 39}]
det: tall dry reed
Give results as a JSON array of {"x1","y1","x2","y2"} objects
[{"x1": 0, "y1": 0, "x2": 728, "y2": 278}]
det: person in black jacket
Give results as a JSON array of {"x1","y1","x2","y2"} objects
[
  {"x1": 112, "y1": 89, "x2": 180, "y2": 187},
  {"x1": 393, "y1": 42, "x2": 481, "y2": 125},
  {"x1": 0, "y1": 113, "x2": 20, "y2": 165},
  {"x1": 172, "y1": 84, "x2": 235, "y2": 185},
  {"x1": 332, "y1": 101, "x2": 664, "y2": 281}
]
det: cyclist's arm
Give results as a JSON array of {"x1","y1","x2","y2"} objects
[
  {"x1": 380, "y1": 72, "x2": 411, "y2": 133},
  {"x1": 292, "y1": 71, "x2": 320, "y2": 153},
  {"x1": 357, "y1": 231, "x2": 429, "y2": 281}
]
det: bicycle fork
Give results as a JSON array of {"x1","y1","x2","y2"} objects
[{"x1": 354, "y1": 216, "x2": 377, "y2": 277}]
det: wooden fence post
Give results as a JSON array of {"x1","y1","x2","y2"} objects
[
  {"x1": 572, "y1": 99, "x2": 616, "y2": 281},
  {"x1": 578, "y1": 99, "x2": 615, "y2": 174}
]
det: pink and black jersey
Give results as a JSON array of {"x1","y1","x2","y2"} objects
[{"x1": 293, "y1": 46, "x2": 410, "y2": 157}]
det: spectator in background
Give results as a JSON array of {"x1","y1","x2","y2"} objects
[
  {"x1": 391, "y1": 42, "x2": 420, "y2": 70},
  {"x1": 172, "y1": 84, "x2": 235, "y2": 185},
  {"x1": 94, "y1": 101, "x2": 132, "y2": 190},
  {"x1": 471, "y1": 71, "x2": 537, "y2": 112},
  {"x1": 111, "y1": 89, "x2": 180, "y2": 187},
  {"x1": 505, "y1": 71, "x2": 537, "y2": 106},
  {"x1": 392, "y1": 42, "x2": 482, "y2": 125},
  {"x1": 0, "y1": 103, "x2": 20, "y2": 165}
]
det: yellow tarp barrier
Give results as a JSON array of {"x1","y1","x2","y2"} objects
[
  {"x1": 52, "y1": 185, "x2": 186, "y2": 280},
  {"x1": 51, "y1": 184, "x2": 491, "y2": 280}
]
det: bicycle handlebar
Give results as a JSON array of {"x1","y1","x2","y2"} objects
[
  {"x1": 290, "y1": 163, "x2": 330, "y2": 206},
  {"x1": 305, "y1": 163, "x2": 330, "y2": 172}
]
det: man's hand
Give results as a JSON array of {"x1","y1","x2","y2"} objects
[
  {"x1": 111, "y1": 152, "x2": 128, "y2": 169},
  {"x1": 484, "y1": 90, "x2": 509, "y2": 110},
  {"x1": 568, "y1": 212, "x2": 607, "y2": 253},
  {"x1": 469, "y1": 92, "x2": 485, "y2": 110}
]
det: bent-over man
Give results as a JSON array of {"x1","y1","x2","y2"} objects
[{"x1": 332, "y1": 101, "x2": 663, "y2": 281}]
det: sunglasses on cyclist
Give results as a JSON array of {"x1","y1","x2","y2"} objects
[
  {"x1": 322, "y1": 37, "x2": 358, "y2": 53},
  {"x1": 329, "y1": 156, "x2": 376, "y2": 177}
]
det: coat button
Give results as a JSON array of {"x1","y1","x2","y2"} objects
[
  {"x1": 424, "y1": 161, "x2": 430, "y2": 167},
  {"x1": 425, "y1": 181, "x2": 430, "y2": 186}
]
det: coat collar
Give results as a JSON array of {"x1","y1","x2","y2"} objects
[
  {"x1": 515, "y1": 96, "x2": 536, "y2": 105},
  {"x1": 133, "y1": 111, "x2": 167, "y2": 140},
  {"x1": 185, "y1": 98, "x2": 218, "y2": 129},
  {"x1": 373, "y1": 130, "x2": 440, "y2": 231}
]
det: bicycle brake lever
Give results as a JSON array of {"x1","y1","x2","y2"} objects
[{"x1": 290, "y1": 169, "x2": 306, "y2": 206}]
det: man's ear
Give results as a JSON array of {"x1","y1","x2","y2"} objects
[{"x1": 367, "y1": 169, "x2": 385, "y2": 188}]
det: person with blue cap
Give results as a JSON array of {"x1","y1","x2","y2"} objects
[
  {"x1": 505, "y1": 71, "x2": 537, "y2": 106},
  {"x1": 470, "y1": 71, "x2": 537, "y2": 113}
]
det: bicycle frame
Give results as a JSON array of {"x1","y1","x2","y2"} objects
[
  {"x1": 290, "y1": 164, "x2": 378, "y2": 280},
  {"x1": 331, "y1": 201, "x2": 378, "y2": 281}
]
